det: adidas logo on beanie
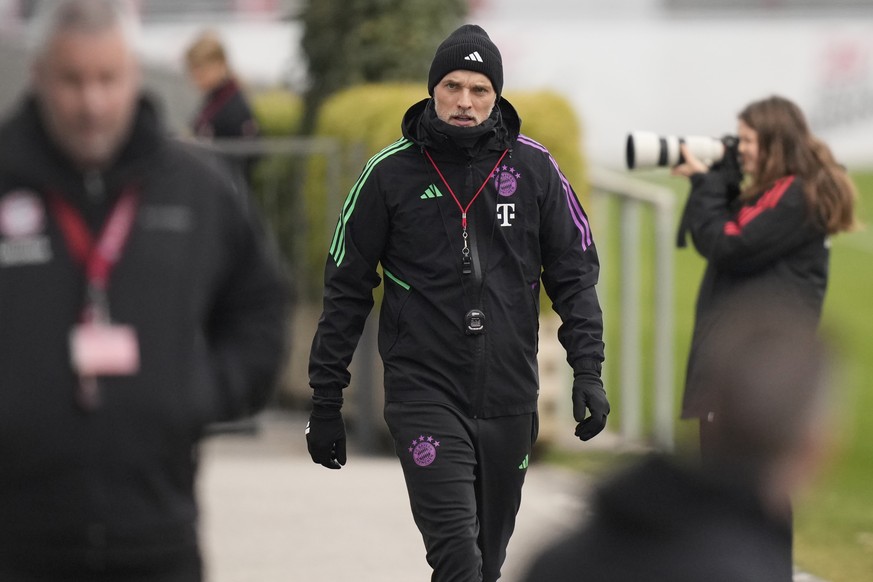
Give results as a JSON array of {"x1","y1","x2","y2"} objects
[{"x1": 427, "y1": 24, "x2": 503, "y2": 97}]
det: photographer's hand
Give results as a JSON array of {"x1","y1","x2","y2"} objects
[{"x1": 671, "y1": 144, "x2": 708, "y2": 178}]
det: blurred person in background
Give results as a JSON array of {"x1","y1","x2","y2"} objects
[
  {"x1": 522, "y1": 296, "x2": 837, "y2": 582},
  {"x1": 670, "y1": 94, "x2": 857, "y2": 573},
  {"x1": 0, "y1": 1, "x2": 289, "y2": 580},
  {"x1": 305, "y1": 24, "x2": 608, "y2": 582},
  {"x1": 185, "y1": 30, "x2": 261, "y2": 187},
  {"x1": 672, "y1": 95, "x2": 857, "y2": 457}
]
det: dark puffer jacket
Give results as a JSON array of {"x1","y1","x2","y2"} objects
[
  {"x1": 680, "y1": 171, "x2": 828, "y2": 418},
  {"x1": 0, "y1": 95, "x2": 289, "y2": 574}
]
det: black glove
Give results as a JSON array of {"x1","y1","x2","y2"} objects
[
  {"x1": 572, "y1": 372, "x2": 610, "y2": 441},
  {"x1": 305, "y1": 389, "x2": 346, "y2": 469}
]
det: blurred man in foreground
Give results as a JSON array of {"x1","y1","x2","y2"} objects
[
  {"x1": 522, "y1": 296, "x2": 835, "y2": 582},
  {"x1": 0, "y1": 1, "x2": 288, "y2": 580}
]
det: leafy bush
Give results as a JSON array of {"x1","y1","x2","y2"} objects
[
  {"x1": 507, "y1": 91, "x2": 588, "y2": 200},
  {"x1": 251, "y1": 89, "x2": 303, "y2": 136},
  {"x1": 245, "y1": 89, "x2": 305, "y2": 280}
]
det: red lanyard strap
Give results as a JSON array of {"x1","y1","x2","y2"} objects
[
  {"x1": 424, "y1": 149, "x2": 508, "y2": 230},
  {"x1": 48, "y1": 185, "x2": 140, "y2": 291},
  {"x1": 194, "y1": 79, "x2": 240, "y2": 134}
]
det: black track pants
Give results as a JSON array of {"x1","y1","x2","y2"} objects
[{"x1": 385, "y1": 402, "x2": 537, "y2": 582}]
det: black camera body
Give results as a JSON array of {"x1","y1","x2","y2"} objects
[
  {"x1": 674, "y1": 134, "x2": 743, "y2": 249},
  {"x1": 710, "y1": 135, "x2": 743, "y2": 193}
]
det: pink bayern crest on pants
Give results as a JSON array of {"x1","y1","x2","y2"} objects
[{"x1": 408, "y1": 435, "x2": 441, "y2": 467}]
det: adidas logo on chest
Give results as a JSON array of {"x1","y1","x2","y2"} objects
[{"x1": 421, "y1": 184, "x2": 444, "y2": 200}]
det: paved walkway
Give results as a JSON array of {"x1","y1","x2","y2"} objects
[
  {"x1": 199, "y1": 411, "x2": 827, "y2": 582},
  {"x1": 198, "y1": 411, "x2": 589, "y2": 582}
]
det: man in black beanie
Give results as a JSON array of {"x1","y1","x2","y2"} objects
[{"x1": 306, "y1": 23, "x2": 608, "y2": 582}]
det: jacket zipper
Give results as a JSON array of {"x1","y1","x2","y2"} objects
[{"x1": 466, "y1": 156, "x2": 488, "y2": 418}]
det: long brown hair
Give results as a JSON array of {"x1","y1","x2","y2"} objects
[{"x1": 739, "y1": 96, "x2": 858, "y2": 234}]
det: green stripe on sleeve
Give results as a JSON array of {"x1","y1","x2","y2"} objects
[{"x1": 329, "y1": 138, "x2": 414, "y2": 266}]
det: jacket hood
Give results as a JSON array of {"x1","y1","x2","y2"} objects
[
  {"x1": 0, "y1": 93, "x2": 166, "y2": 193},
  {"x1": 400, "y1": 96, "x2": 520, "y2": 153}
]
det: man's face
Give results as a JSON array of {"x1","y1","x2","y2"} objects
[
  {"x1": 433, "y1": 70, "x2": 497, "y2": 127},
  {"x1": 32, "y1": 26, "x2": 140, "y2": 170}
]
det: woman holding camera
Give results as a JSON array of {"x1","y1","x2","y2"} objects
[
  {"x1": 671, "y1": 94, "x2": 857, "y2": 577},
  {"x1": 671, "y1": 95, "x2": 857, "y2": 453}
]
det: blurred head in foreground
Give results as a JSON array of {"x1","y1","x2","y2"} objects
[
  {"x1": 694, "y1": 294, "x2": 834, "y2": 512},
  {"x1": 28, "y1": 0, "x2": 142, "y2": 171},
  {"x1": 522, "y1": 295, "x2": 837, "y2": 582}
]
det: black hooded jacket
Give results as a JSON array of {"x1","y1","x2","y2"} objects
[
  {"x1": 0, "y1": 95, "x2": 288, "y2": 566},
  {"x1": 309, "y1": 97, "x2": 603, "y2": 418},
  {"x1": 680, "y1": 170, "x2": 829, "y2": 418},
  {"x1": 191, "y1": 77, "x2": 259, "y2": 140}
]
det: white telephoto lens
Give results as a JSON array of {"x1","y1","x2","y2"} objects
[
  {"x1": 627, "y1": 132, "x2": 727, "y2": 169},
  {"x1": 626, "y1": 131, "x2": 662, "y2": 169},
  {"x1": 683, "y1": 135, "x2": 726, "y2": 166}
]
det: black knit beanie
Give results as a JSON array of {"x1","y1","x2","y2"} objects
[{"x1": 428, "y1": 24, "x2": 503, "y2": 97}]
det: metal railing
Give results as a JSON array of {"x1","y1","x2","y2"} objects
[
  {"x1": 195, "y1": 136, "x2": 347, "y2": 272},
  {"x1": 589, "y1": 166, "x2": 677, "y2": 450}
]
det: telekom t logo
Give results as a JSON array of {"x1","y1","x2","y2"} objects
[{"x1": 496, "y1": 203, "x2": 515, "y2": 227}]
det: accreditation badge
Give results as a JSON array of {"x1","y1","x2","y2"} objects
[
  {"x1": 69, "y1": 323, "x2": 140, "y2": 376},
  {"x1": 0, "y1": 189, "x2": 52, "y2": 266}
]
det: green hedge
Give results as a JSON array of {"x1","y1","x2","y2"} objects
[
  {"x1": 303, "y1": 83, "x2": 590, "y2": 300},
  {"x1": 505, "y1": 90, "x2": 588, "y2": 199},
  {"x1": 251, "y1": 88, "x2": 303, "y2": 136},
  {"x1": 245, "y1": 89, "x2": 305, "y2": 274}
]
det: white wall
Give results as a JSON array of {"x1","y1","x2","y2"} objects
[
  {"x1": 130, "y1": 8, "x2": 873, "y2": 169},
  {"x1": 479, "y1": 16, "x2": 873, "y2": 169}
]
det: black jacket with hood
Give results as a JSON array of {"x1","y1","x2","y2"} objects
[
  {"x1": 0, "y1": 95, "x2": 288, "y2": 570},
  {"x1": 680, "y1": 170, "x2": 829, "y2": 418},
  {"x1": 309, "y1": 97, "x2": 603, "y2": 418}
]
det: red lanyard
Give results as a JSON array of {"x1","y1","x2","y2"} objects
[
  {"x1": 424, "y1": 149, "x2": 508, "y2": 274},
  {"x1": 424, "y1": 149, "x2": 507, "y2": 230},
  {"x1": 48, "y1": 185, "x2": 140, "y2": 320},
  {"x1": 194, "y1": 79, "x2": 239, "y2": 135}
]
